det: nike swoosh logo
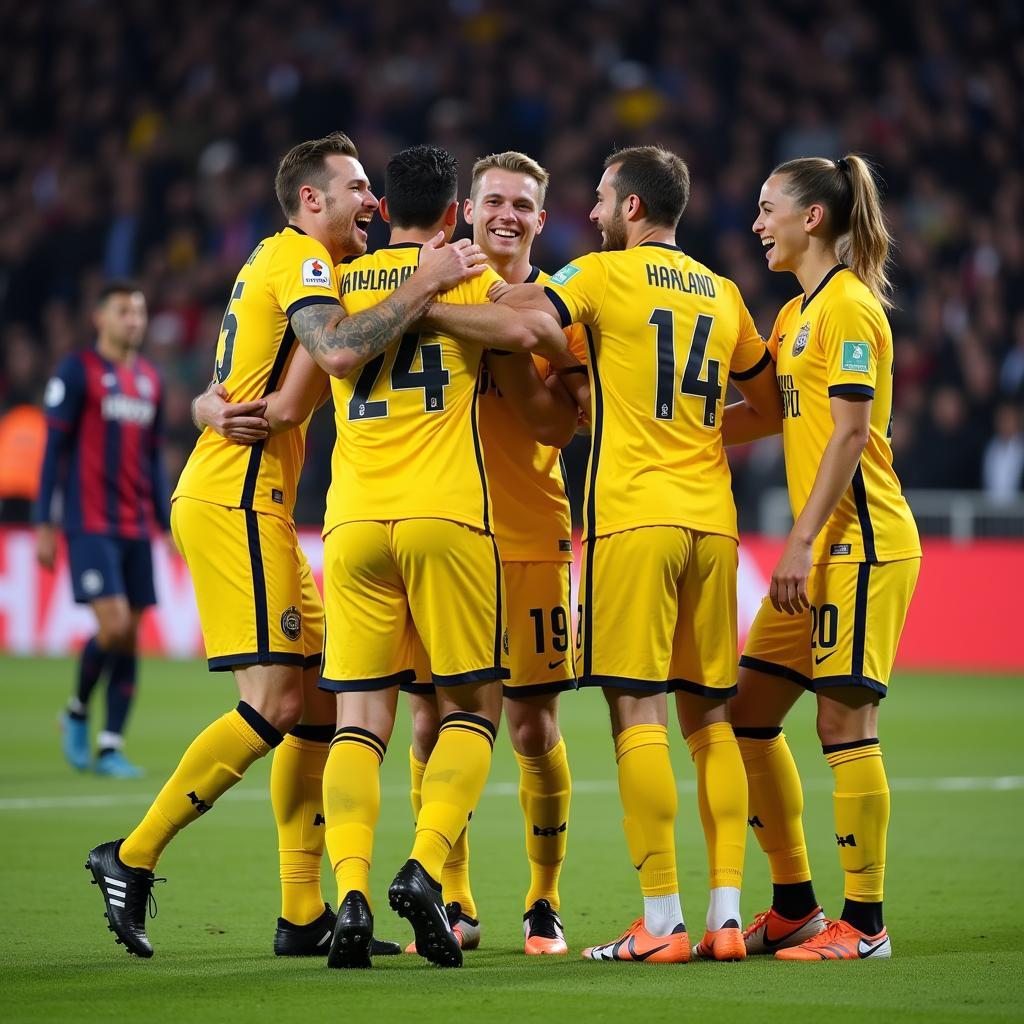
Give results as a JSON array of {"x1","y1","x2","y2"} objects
[
  {"x1": 762, "y1": 921, "x2": 814, "y2": 949},
  {"x1": 858, "y1": 938, "x2": 887, "y2": 957},
  {"x1": 814, "y1": 651, "x2": 837, "y2": 665},
  {"x1": 547, "y1": 659, "x2": 565, "y2": 670},
  {"x1": 627, "y1": 935, "x2": 669, "y2": 961},
  {"x1": 316, "y1": 931, "x2": 331, "y2": 946}
]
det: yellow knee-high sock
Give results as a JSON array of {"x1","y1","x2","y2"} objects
[
  {"x1": 735, "y1": 728, "x2": 811, "y2": 884},
  {"x1": 516, "y1": 737, "x2": 571, "y2": 911},
  {"x1": 411, "y1": 713, "x2": 496, "y2": 883},
  {"x1": 323, "y1": 728, "x2": 386, "y2": 905},
  {"x1": 409, "y1": 747, "x2": 426, "y2": 822},
  {"x1": 271, "y1": 727, "x2": 332, "y2": 925},
  {"x1": 615, "y1": 724, "x2": 678, "y2": 897},
  {"x1": 825, "y1": 740, "x2": 889, "y2": 904},
  {"x1": 686, "y1": 722, "x2": 747, "y2": 890},
  {"x1": 120, "y1": 702, "x2": 281, "y2": 870}
]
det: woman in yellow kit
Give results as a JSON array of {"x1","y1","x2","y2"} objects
[{"x1": 723, "y1": 155, "x2": 921, "y2": 961}]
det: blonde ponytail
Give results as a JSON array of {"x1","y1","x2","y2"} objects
[{"x1": 774, "y1": 154, "x2": 894, "y2": 309}]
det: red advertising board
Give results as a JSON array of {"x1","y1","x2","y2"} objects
[{"x1": 0, "y1": 527, "x2": 1019, "y2": 672}]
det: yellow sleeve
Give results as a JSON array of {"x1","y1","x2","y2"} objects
[
  {"x1": 542, "y1": 253, "x2": 607, "y2": 327},
  {"x1": 728, "y1": 288, "x2": 772, "y2": 380},
  {"x1": 268, "y1": 235, "x2": 341, "y2": 319},
  {"x1": 819, "y1": 297, "x2": 882, "y2": 398},
  {"x1": 437, "y1": 265, "x2": 505, "y2": 305}
]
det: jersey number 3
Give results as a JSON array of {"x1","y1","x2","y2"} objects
[{"x1": 650, "y1": 309, "x2": 721, "y2": 427}]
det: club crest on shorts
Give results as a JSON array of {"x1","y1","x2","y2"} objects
[
  {"x1": 280, "y1": 606, "x2": 302, "y2": 641},
  {"x1": 792, "y1": 321, "x2": 811, "y2": 356},
  {"x1": 81, "y1": 569, "x2": 104, "y2": 596}
]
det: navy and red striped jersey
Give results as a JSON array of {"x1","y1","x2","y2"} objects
[{"x1": 33, "y1": 347, "x2": 170, "y2": 538}]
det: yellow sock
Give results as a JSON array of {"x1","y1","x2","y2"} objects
[
  {"x1": 271, "y1": 728, "x2": 331, "y2": 925},
  {"x1": 686, "y1": 722, "x2": 747, "y2": 889},
  {"x1": 735, "y1": 728, "x2": 811, "y2": 884},
  {"x1": 323, "y1": 728, "x2": 386, "y2": 905},
  {"x1": 441, "y1": 822, "x2": 476, "y2": 918},
  {"x1": 409, "y1": 747, "x2": 426, "y2": 822},
  {"x1": 825, "y1": 740, "x2": 889, "y2": 903},
  {"x1": 515, "y1": 737, "x2": 571, "y2": 911},
  {"x1": 411, "y1": 712, "x2": 496, "y2": 882},
  {"x1": 120, "y1": 703, "x2": 280, "y2": 870},
  {"x1": 615, "y1": 724, "x2": 677, "y2": 897}
]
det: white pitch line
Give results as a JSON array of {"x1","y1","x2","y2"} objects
[{"x1": 0, "y1": 776, "x2": 1022, "y2": 812}]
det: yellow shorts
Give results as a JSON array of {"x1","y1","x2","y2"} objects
[
  {"x1": 171, "y1": 497, "x2": 324, "y2": 671},
  {"x1": 402, "y1": 561, "x2": 577, "y2": 699},
  {"x1": 320, "y1": 519, "x2": 509, "y2": 692},
  {"x1": 740, "y1": 557, "x2": 920, "y2": 698},
  {"x1": 578, "y1": 526, "x2": 738, "y2": 696}
]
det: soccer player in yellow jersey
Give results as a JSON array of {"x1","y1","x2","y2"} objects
[
  {"x1": 85, "y1": 133, "x2": 487, "y2": 959},
  {"x1": 497, "y1": 147, "x2": 782, "y2": 963},
  {"x1": 316, "y1": 145, "x2": 567, "y2": 969},
  {"x1": 722, "y1": 155, "x2": 920, "y2": 961},
  {"x1": 402, "y1": 152, "x2": 585, "y2": 956}
]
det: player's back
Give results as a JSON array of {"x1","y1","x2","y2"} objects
[
  {"x1": 326, "y1": 244, "x2": 503, "y2": 534},
  {"x1": 544, "y1": 243, "x2": 768, "y2": 542},
  {"x1": 174, "y1": 226, "x2": 340, "y2": 519}
]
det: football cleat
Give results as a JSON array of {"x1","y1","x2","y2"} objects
[
  {"x1": 61, "y1": 711, "x2": 90, "y2": 771},
  {"x1": 404, "y1": 901, "x2": 480, "y2": 954},
  {"x1": 388, "y1": 859, "x2": 462, "y2": 967},
  {"x1": 581, "y1": 919, "x2": 690, "y2": 963},
  {"x1": 775, "y1": 918, "x2": 891, "y2": 961},
  {"x1": 692, "y1": 920, "x2": 746, "y2": 961},
  {"x1": 327, "y1": 891, "x2": 374, "y2": 969},
  {"x1": 743, "y1": 905, "x2": 826, "y2": 955},
  {"x1": 94, "y1": 749, "x2": 145, "y2": 779},
  {"x1": 85, "y1": 839, "x2": 163, "y2": 958},
  {"x1": 276, "y1": 903, "x2": 402, "y2": 957},
  {"x1": 523, "y1": 898, "x2": 567, "y2": 955}
]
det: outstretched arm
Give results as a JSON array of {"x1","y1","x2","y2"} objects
[
  {"x1": 419, "y1": 303, "x2": 567, "y2": 357},
  {"x1": 721, "y1": 363, "x2": 784, "y2": 446},
  {"x1": 292, "y1": 234, "x2": 486, "y2": 378}
]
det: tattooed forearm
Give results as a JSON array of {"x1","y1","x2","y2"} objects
[{"x1": 291, "y1": 291, "x2": 432, "y2": 377}]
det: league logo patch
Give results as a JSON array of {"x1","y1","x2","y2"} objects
[
  {"x1": 792, "y1": 322, "x2": 811, "y2": 356},
  {"x1": 281, "y1": 606, "x2": 302, "y2": 642},
  {"x1": 301, "y1": 258, "x2": 333, "y2": 289},
  {"x1": 549, "y1": 263, "x2": 580, "y2": 286},
  {"x1": 81, "y1": 570, "x2": 104, "y2": 596},
  {"x1": 43, "y1": 377, "x2": 65, "y2": 408},
  {"x1": 842, "y1": 340, "x2": 870, "y2": 373}
]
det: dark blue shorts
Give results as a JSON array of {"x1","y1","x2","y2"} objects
[{"x1": 67, "y1": 533, "x2": 157, "y2": 608}]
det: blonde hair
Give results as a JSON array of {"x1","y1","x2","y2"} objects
[
  {"x1": 471, "y1": 151, "x2": 550, "y2": 208},
  {"x1": 774, "y1": 154, "x2": 894, "y2": 309}
]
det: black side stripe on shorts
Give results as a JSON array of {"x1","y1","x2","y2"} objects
[
  {"x1": 565, "y1": 562, "x2": 579, "y2": 683},
  {"x1": 240, "y1": 323, "x2": 298, "y2": 509},
  {"x1": 244, "y1": 510, "x2": 269, "y2": 658},
  {"x1": 851, "y1": 562, "x2": 871, "y2": 677},
  {"x1": 582, "y1": 324, "x2": 602, "y2": 682},
  {"x1": 851, "y1": 463, "x2": 877, "y2": 563}
]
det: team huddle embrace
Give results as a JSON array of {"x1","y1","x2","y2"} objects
[{"x1": 86, "y1": 132, "x2": 920, "y2": 969}]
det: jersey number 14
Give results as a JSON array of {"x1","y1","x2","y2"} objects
[{"x1": 650, "y1": 309, "x2": 721, "y2": 427}]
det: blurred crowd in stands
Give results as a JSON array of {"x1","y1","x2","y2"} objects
[{"x1": 1, "y1": 0, "x2": 1022, "y2": 525}]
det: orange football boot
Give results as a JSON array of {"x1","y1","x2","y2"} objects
[
  {"x1": 743, "y1": 905, "x2": 826, "y2": 955},
  {"x1": 523, "y1": 899, "x2": 568, "y2": 955},
  {"x1": 775, "y1": 918, "x2": 891, "y2": 961},
  {"x1": 581, "y1": 919, "x2": 690, "y2": 963},
  {"x1": 693, "y1": 922, "x2": 746, "y2": 961}
]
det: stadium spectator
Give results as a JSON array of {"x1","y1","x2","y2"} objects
[{"x1": 982, "y1": 402, "x2": 1024, "y2": 503}]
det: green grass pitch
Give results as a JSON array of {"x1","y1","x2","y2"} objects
[{"x1": 1, "y1": 657, "x2": 1021, "y2": 1022}]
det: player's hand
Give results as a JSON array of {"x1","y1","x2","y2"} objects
[
  {"x1": 418, "y1": 232, "x2": 487, "y2": 291},
  {"x1": 195, "y1": 384, "x2": 269, "y2": 445},
  {"x1": 35, "y1": 524, "x2": 57, "y2": 570},
  {"x1": 769, "y1": 534, "x2": 812, "y2": 615}
]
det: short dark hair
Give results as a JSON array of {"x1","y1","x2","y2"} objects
[
  {"x1": 384, "y1": 145, "x2": 459, "y2": 229},
  {"x1": 603, "y1": 146, "x2": 690, "y2": 229},
  {"x1": 97, "y1": 279, "x2": 143, "y2": 305},
  {"x1": 275, "y1": 132, "x2": 359, "y2": 217}
]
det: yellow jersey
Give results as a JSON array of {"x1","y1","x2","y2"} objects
[
  {"x1": 544, "y1": 242, "x2": 769, "y2": 541},
  {"x1": 478, "y1": 267, "x2": 587, "y2": 562},
  {"x1": 173, "y1": 225, "x2": 340, "y2": 520},
  {"x1": 768, "y1": 265, "x2": 920, "y2": 564},
  {"x1": 324, "y1": 243, "x2": 503, "y2": 534}
]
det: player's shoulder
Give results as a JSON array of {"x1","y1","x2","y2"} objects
[
  {"x1": 53, "y1": 349, "x2": 91, "y2": 380},
  {"x1": 822, "y1": 270, "x2": 886, "y2": 324}
]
